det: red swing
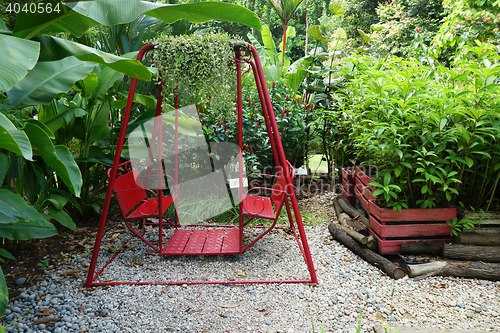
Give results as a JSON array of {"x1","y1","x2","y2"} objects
[{"x1": 85, "y1": 41, "x2": 317, "y2": 287}]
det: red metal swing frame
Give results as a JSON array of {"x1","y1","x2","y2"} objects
[{"x1": 85, "y1": 41, "x2": 317, "y2": 288}]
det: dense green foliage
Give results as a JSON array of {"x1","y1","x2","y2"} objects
[
  {"x1": 329, "y1": 43, "x2": 500, "y2": 211},
  {"x1": 155, "y1": 33, "x2": 236, "y2": 109}
]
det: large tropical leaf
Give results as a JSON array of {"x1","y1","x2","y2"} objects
[
  {"x1": 247, "y1": 33, "x2": 268, "y2": 63},
  {"x1": 92, "y1": 52, "x2": 140, "y2": 104},
  {"x1": 42, "y1": 107, "x2": 87, "y2": 134},
  {"x1": 329, "y1": 4, "x2": 345, "y2": 16},
  {"x1": 0, "y1": 220, "x2": 57, "y2": 240},
  {"x1": 266, "y1": 0, "x2": 304, "y2": 24},
  {"x1": 47, "y1": 207, "x2": 77, "y2": 231},
  {"x1": 23, "y1": 123, "x2": 82, "y2": 197},
  {"x1": 0, "y1": 268, "x2": 8, "y2": 319},
  {"x1": 36, "y1": 35, "x2": 151, "y2": 80},
  {"x1": 0, "y1": 189, "x2": 57, "y2": 240},
  {"x1": 0, "y1": 152, "x2": 9, "y2": 185},
  {"x1": 0, "y1": 35, "x2": 40, "y2": 92},
  {"x1": 13, "y1": 0, "x2": 261, "y2": 39},
  {"x1": 6, "y1": 57, "x2": 96, "y2": 108},
  {"x1": 0, "y1": 113, "x2": 33, "y2": 161},
  {"x1": 307, "y1": 25, "x2": 331, "y2": 42},
  {"x1": 89, "y1": 103, "x2": 111, "y2": 144},
  {"x1": 287, "y1": 56, "x2": 311, "y2": 91},
  {"x1": 262, "y1": 25, "x2": 277, "y2": 65}
]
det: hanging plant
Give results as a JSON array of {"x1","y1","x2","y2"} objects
[{"x1": 154, "y1": 33, "x2": 236, "y2": 110}]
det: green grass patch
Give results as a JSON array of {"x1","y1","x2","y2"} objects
[{"x1": 307, "y1": 154, "x2": 328, "y2": 172}]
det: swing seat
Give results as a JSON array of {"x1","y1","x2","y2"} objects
[
  {"x1": 109, "y1": 160, "x2": 175, "y2": 223},
  {"x1": 242, "y1": 161, "x2": 295, "y2": 222}
]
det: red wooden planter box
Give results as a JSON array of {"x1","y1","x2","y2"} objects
[
  {"x1": 369, "y1": 215, "x2": 452, "y2": 238},
  {"x1": 341, "y1": 167, "x2": 355, "y2": 183},
  {"x1": 369, "y1": 201, "x2": 457, "y2": 222},
  {"x1": 368, "y1": 200, "x2": 456, "y2": 254},
  {"x1": 370, "y1": 230, "x2": 453, "y2": 254}
]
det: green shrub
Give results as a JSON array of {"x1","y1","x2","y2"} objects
[{"x1": 330, "y1": 42, "x2": 500, "y2": 211}]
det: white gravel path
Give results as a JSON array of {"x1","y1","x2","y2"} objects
[{"x1": 5, "y1": 194, "x2": 500, "y2": 333}]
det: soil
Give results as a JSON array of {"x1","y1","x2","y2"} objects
[
  {"x1": 1, "y1": 177, "x2": 333, "y2": 300},
  {"x1": 0, "y1": 211, "x2": 123, "y2": 299}
]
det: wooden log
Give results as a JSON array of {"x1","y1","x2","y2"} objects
[
  {"x1": 405, "y1": 261, "x2": 447, "y2": 278},
  {"x1": 400, "y1": 241, "x2": 444, "y2": 255},
  {"x1": 332, "y1": 197, "x2": 343, "y2": 220},
  {"x1": 338, "y1": 196, "x2": 370, "y2": 228},
  {"x1": 337, "y1": 224, "x2": 368, "y2": 245},
  {"x1": 427, "y1": 261, "x2": 500, "y2": 281},
  {"x1": 442, "y1": 244, "x2": 500, "y2": 263},
  {"x1": 328, "y1": 223, "x2": 405, "y2": 279},
  {"x1": 334, "y1": 197, "x2": 367, "y2": 233},
  {"x1": 366, "y1": 235, "x2": 377, "y2": 251},
  {"x1": 456, "y1": 232, "x2": 500, "y2": 246}
]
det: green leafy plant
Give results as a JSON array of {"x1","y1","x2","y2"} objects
[
  {"x1": 38, "y1": 258, "x2": 50, "y2": 271},
  {"x1": 330, "y1": 41, "x2": 500, "y2": 211},
  {"x1": 311, "y1": 318, "x2": 325, "y2": 333},
  {"x1": 154, "y1": 33, "x2": 236, "y2": 110},
  {"x1": 447, "y1": 209, "x2": 490, "y2": 236}
]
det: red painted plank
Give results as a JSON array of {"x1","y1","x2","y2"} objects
[
  {"x1": 162, "y1": 229, "x2": 192, "y2": 255},
  {"x1": 369, "y1": 201, "x2": 457, "y2": 222},
  {"x1": 342, "y1": 178, "x2": 355, "y2": 195},
  {"x1": 355, "y1": 187, "x2": 370, "y2": 214},
  {"x1": 342, "y1": 167, "x2": 355, "y2": 182},
  {"x1": 342, "y1": 188, "x2": 356, "y2": 204},
  {"x1": 370, "y1": 229, "x2": 453, "y2": 254},
  {"x1": 202, "y1": 229, "x2": 225, "y2": 254},
  {"x1": 183, "y1": 230, "x2": 209, "y2": 255},
  {"x1": 369, "y1": 215, "x2": 452, "y2": 238},
  {"x1": 221, "y1": 229, "x2": 240, "y2": 254},
  {"x1": 355, "y1": 166, "x2": 374, "y2": 186}
]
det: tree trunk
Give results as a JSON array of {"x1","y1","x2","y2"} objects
[
  {"x1": 442, "y1": 244, "x2": 500, "y2": 263},
  {"x1": 400, "y1": 241, "x2": 444, "y2": 255},
  {"x1": 305, "y1": 5, "x2": 309, "y2": 55},
  {"x1": 328, "y1": 223, "x2": 405, "y2": 279}
]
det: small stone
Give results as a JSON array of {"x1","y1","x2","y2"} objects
[
  {"x1": 475, "y1": 307, "x2": 482, "y2": 313},
  {"x1": 265, "y1": 320, "x2": 271, "y2": 325},
  {"x1": 491, "y1": 311, "x2": 498, "y2": 317},
  {"x1": 15, "y1": 278, "x2": 27, "y2": 286},
  {"x1": 456, "y1": 303, "x2": 465, "y2": 308},
  {"x1": 466, "y1": 313, "x2": 474, "y2": 318}
]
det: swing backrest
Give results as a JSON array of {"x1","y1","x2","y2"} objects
[
  {"x1": 109, "y1": 161, "x2": 147, "y2": 217},
  {"x1": 271, "y1": 161, "x2": 295, "y2": 214}
]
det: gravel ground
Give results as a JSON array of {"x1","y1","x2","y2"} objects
[{"x1": 4, "y1": 193, "x2": 500, "y2": 333}]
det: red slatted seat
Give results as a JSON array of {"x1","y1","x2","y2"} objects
[
  {"x1": 242, "y1": 162, "x2": 294, "y2": 221},
  {"x1": 109, "y1": 160, "x2": 175, "y2": 222}
]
